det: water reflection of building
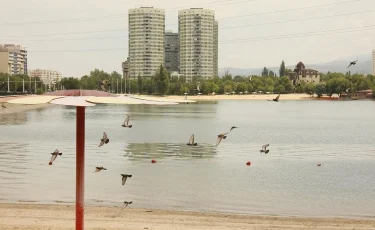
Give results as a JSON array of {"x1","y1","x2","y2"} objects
[{"x1": 124, "y1": 143, "x2": 217, "y2": 161}]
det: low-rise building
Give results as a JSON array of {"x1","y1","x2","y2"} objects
[
  {"x1": 28, "y1": 69, "x2": 62, "y2": 85},
  {"x1": 288, "y1": 61, "x2": 320, "y2": 85}
]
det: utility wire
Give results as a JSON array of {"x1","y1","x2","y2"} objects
[
  {"x1": 0, "y1": 0, "x2": 358, "y2": 26},
  {"x1": 4, "y1": 9, "x2": 373, "y2": 43},
  {"x1": 27, "y1": 24, "x2": 375, "y2": 52}
]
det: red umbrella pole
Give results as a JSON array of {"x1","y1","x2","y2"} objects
[{"x1": 76, "y1": 106, "x2": 85, "y2": 230}]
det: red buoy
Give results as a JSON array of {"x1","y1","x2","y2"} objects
[
  {"x1": 246, "y1": 161, "x2": 251, "y2": 166},
  {"x1": 151, "y1": 159, "x2": 156, "y2": 164},
  {"x1": 49, "y1": 162, "x2": 52, "y2": 165}
]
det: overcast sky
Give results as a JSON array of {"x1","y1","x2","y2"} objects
[{"x1": 0, "y1": 0, "x2": 374, "y2": 76}]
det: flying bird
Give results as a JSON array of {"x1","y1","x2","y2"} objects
[
  {"x1": 98, "y1": 80, "x2": 111, "y2": 92},
  {"x1": 121, "y1": 174, "x2": 132, "y2": 186},
  {"x1": 49, "y1": 149, "x2": 62, "y2": 165},
  {"x1": 98, "y1": 132, "x2": 109, "y2": 147},
  {"x1": 122, "y1": 115, "x2": 132, "y2": 128},
  {"x1": 216, "y1": 126, "x2": 238, "y2": 147},
  {"x1": 1, "y1": 102, "x2": 7, "y2": 108},
  {"x1": 260, "y1": 144, "x2": 270, "y2": 154},
  {"x1": 273, "y1": 94, "x2": 280, "y2": 102},
  {"x1": 187, "y1": 134, "x2": 197, "y2": 146},
  {"x1": 123, "y1": 201, "x2": 133, "y2": 208},
  {"x1": 347, "y1": 59, "x2": 358, "y2": 68},
  {"x1": 94, "y1": 166, "x2": 107, "y2": 173},
  {"x1": 113, "y1": 201, "x2": 133, "y2": 218}
]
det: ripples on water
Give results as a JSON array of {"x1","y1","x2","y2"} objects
[{"x1": 0, "y1": 100, "x2": 375, "y2": 218}]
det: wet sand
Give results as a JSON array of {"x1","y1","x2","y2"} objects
[
  {"x1": 1, "y1": 203, "x2": 374, "y2": 230},
  {"x1": 166, "y1": 93, "x2": 313, "y2": 101}
]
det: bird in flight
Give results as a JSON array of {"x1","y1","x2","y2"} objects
[
  {"x1": 98, "y1": 132, "x2": 109, "y2": 147},
  {"x1": 113, "y1": 201, "x2": 133, "y2": 218},
  {"x1": 260, "y1": 144, "x2": 270, "y2": 154},
  {"x1": 94, "y1": 166, "x2": 107, "y2": 173},
  {"x1": 268, "y1": 94, "x2": 280, "y2": 102},
  {"x1": 187, "y1": 134, "x2": 197, "y2": 146},
  {"x1": 121, "y1": 174, "x2": 132, "y2": 186},
  {"x1": 98, "y1": 80, "x2": 111, "y2": 92},
  {"x1": 122, "y1": 115, "x2": 132, "y2": 128},
  {"x1": 49, "y1": 149, "x2": 62, "y2": 165},
  {"x1": 123, "y1": 201, "x2": 133, "y2": 208},
  {"x1": 216, "y1": 126, "x2": 238, "y2": 147},
  {"x1": 347, "y1": 59, "x2": 358, "y2": 68}
]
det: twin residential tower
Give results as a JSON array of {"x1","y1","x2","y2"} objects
[{"x1": 126, "y1": 7, "x2": 218, "y2": 82}]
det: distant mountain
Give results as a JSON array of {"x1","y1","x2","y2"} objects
[{"x1": 219, "y1": 54, "x2": 372, "y2": 77}]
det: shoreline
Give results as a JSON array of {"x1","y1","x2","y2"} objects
[
  {"x1": 1, "y1": 203, "x2": 374, "y2": 230},
  {"x1": 165, "y1": 93, "x2": 314, "y2": 101}
]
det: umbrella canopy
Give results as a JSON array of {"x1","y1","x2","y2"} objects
[{"x1": 6, "y1": 91, "x2": 193, "y2": 230}]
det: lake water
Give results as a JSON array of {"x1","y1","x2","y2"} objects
[{"x1": 1, "y1": 100, "x2": 375, "y2": 218}]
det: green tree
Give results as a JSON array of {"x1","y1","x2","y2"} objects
[
  {"x1": 224, "y1": 84, "x2": 233, "y2": 93},
  {"x1": 304, "y1": 83, "x2": 315, "y2": 97},
  {"x1": 279, "y1": 60, "x2": 286, "y2": 77},
  {"x1": 137, "y1": 75, "x2": 143, "y2": 94},
  {"x1": 235, "y1": 82, "x2": 247, "y2": 92},
  {"x1": 261, "y1": 67, "x2": 269, "y2": 76},
  {"x1": 274, "y1": 85, "x2": 285, "y2": 94},
  {"x1": 233, "y1": 75, "x2": 245, "y2": 82},
  {"x1": 60, "y1": 77, "x2": 80, "y2": 89},
  {"x1": 314, "y1": 83, "x2": 326, "y2": 98},
  {"x1": 153, "y1": 65, "x2": 170, "y2": 95}
]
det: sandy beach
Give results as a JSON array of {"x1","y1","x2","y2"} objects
[
  {"x1": 0, "y1": 203, "x2": 374, "y2": 230},
  {"x1": 166, "y1": 93, "x2": 313, "y2": 101}
]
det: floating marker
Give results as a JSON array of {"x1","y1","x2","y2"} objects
[
  {"x1": 151, "y1": 159, "x2": 156, "y2": 164},
  {"x1": 246, "y1": 161, "x2": 251, "y2": 166}
]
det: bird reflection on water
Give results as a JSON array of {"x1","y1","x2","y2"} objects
[{"x1": 123, "y1": 143, "x2": 217, "y2": 161}]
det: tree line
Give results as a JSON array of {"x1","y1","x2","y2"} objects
[{"x1": 1, "y1": 63, "x2": 375, "y2": 98}]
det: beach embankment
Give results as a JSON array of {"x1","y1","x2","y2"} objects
[{"x1": 0, "y1": 203, "x2": 374, "y2": 230}]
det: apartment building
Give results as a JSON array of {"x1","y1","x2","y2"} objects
[
  {"x1": 128, "y1": 7, "x2": 165, "y2": 79},
  {"x1": 0, "y1": 44, "x2": 28, "y2": 75},
  {"x1": 164, "y1": 31, "x2": 179, "y2": 73},
  {"x1": 28, "y1": 69, "x2": 62, "y2": 85},
  {"x1": 178, "y1": 8, "x2": 218, "y2": 81}
]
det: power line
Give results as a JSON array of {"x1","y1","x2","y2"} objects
[
  {"x1": 216, "y1": 0, "x2": 359, "y2": 20},
  {"x1": 27, "y1": 24, "x2": 375, "y2": 52},
  {"x1": 0, "y1": 0, "x2": 255, "y2": 27},
  {"x1": 0, "y1": 0, "x2": 358, "y2": 27},
  {"x1": 5, "y1": 9, "x2": 372, "y2": 43},
  {"x1": 219, "y1": 24, "x2": 375, "y2": 43},
  {"x1": 220, "y1": 9, "x2": 375, "y2": 30}
]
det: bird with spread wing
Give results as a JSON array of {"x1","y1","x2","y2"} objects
[
  {"x1": 98, "y1": 132, "x2": 109, "y2": 147},
  {"x1": 187, "y1": 134, "x2": 197, "y2": 146},
  {"x1": 260, "y1": 144, "x2": 270, "y2": 154},
  {"x1": 216, "y1": 126, "x2": 238, "y2": 147},
  {"x1": 49, "y1": 149, "x2": 62, "y2": 165},
  {"x1": 122, "y1": 115, "x2": 132, "y2": 128}
]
